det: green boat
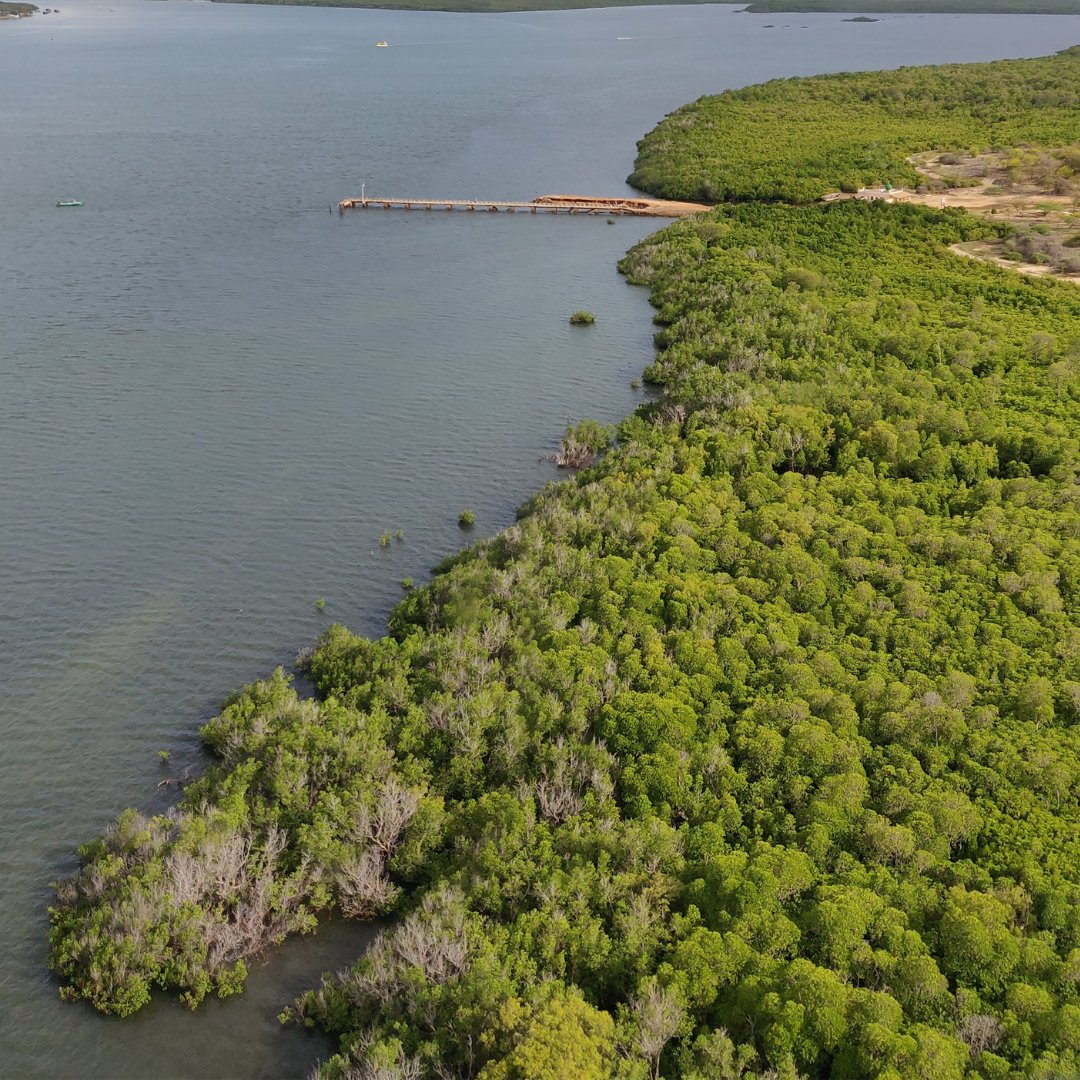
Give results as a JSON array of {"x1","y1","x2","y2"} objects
[{"x1": 56, "y1": 199, "x2": 83, "y2": 207}]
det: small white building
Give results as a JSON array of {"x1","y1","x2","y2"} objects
[{"x1": 855, "y1": 186, "x2": 908, "y2": 203}]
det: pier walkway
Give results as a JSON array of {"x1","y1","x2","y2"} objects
[{"x1": 338, "y1": 194, "x2": 709, "y2": 217}]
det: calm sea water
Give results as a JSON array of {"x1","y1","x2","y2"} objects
[{"x1": 2, "y1": 4, "x2": 1078, "y2": 1076}]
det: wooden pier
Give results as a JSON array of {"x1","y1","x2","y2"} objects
[{"x1": 337, "y1": 193, "x2": 709, "y2": 218}]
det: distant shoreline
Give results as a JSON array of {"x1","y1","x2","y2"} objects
[
  {"x1": 193, "y1": 0, "x2": 1080, "y2": 14},
  {"x1": 200, "y1": 0, "x2": 724, "y2": 11},
  {"x1": 0, "y1": 2, "x2": 39, "y2": 18}
]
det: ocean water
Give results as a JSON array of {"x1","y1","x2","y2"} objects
[{"x1": 2, "y1": 3, "x2": 1078, "y2": 1075}]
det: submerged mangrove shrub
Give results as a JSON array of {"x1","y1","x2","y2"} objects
[{"x1": 549, "y1": 418, "x2": 615, "y2": 469}]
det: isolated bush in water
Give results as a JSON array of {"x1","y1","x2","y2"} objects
[{"x1": 549, "y1": 418, "x2": 614, "y2": 468}]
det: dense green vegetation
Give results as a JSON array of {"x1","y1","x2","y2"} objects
[
  {"x1": 630, "y1": 48, "x2": 1080, "y2": 204},
  {"x1": 52, "y1": 198, "x2": 1080, "y2": 1077},
  {"x1": 0, "y1": 2, "x2": 38, "y2": 15},
  {"x1": 52, "y1": 48, "x2": 1080, "y2": 1080},
  {"x1": 746, "y1": 0, "x2": 1080, "y2": 13}
]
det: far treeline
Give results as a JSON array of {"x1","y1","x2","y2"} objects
[
  {"x1": 630, "y1": 46, "x2": 1080, "y2": 204},
  {"x1": 51, "y1": 46, "x2": 1080, "y2": 1080},
  {"x1": 209, "y1": 0, "x2": 718, "y2": 11},
  {"x1": 204, "y1": 0, "x2": 1080, "y2": 12},
  {"x1": 0, "y1": 2, "x2": 38, "y2": 14}
]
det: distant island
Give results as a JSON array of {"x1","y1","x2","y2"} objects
[
  {"x1": 744, "y1": 0, "x2": 1080, "y2": 13},
  {"x1": 0, "y1": 2, "x2": 38, "y2": 17}
]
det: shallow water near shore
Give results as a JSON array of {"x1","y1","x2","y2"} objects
[{"x1": 3, "y1": 3, "x2": 1080, "y2": 1076}]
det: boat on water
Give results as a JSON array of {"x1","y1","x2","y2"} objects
[
  {"x1": 375, "y1": 40, "x2": 388, "y2": 47},
  {"x1": 56, "y1": 199, "x2": 83, "y2": 207}
]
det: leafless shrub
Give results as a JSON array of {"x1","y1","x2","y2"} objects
[
  {"x1": 617, "y1": 890, "x2": 662, "y2": 943},
  {"x1": 341, "y1": 1058, "x2": 424, "y2": 1080},
  {"x1": 357, "y1": 778, "x2": 422, "y2": 857},
  {"x1": 425, "y1": 695, "x2": 454, "y2": 732},
  {"x1": 337, "y1": 848, "x2": 399, "y2": 919},
  {"x1": 339, "y1": 1030, "x2": 426, "y2": 1080},
  {"x1": 632, "y1": 982, "x2": 684, "y2": 1080},
  {"x1": 391, "y1": 890, "x2": 470, "y2": 985},
  {"x1": 343, "y1": 887, "x2": 472, "y2": 1015},
  {"x1": 336, "y1": 778, "x2": 421, "y2": 917},
  {"x1": 725, "y1": 343, "x2": 765, "y2": 374},
  {"x1": 479, "y1": 611, "x2": 510, "y2": 656},
  {"x1": 535, "y1": 765, "x2": 586, "y2": 826},
  {"x1": 957, "y1": 1013, "x2": 1005, "y2": 1057},
  {"x1": 654, "y1": 401, "x2": 688, "y2": 427},
  {"x1": 203, "y1": 828, "x2": 315, "y2": 970},
  {"x1": 534, "y1": 743, "x2": 614, "y2": 825},
  {"x1": 549, "y1": 433, "x2": 596, "y2": 469}
]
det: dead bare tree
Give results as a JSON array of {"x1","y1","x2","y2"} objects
[
  {"x1": 339, "y1": 1029, "x2": 426, "y2": 1080},
  {"x1": 548, "y1": 431, "x2": 597, "y2": 469},
  {"x1": 337, "y1": 849, "x2": 399, "y2": 919},
  {"x1": 534, "y1": 748, "x2": 588, "y2": 826},
  {"x1": 957, "y1": 1014, "x2": 1005, "y2": 1058},
  {"x1": 341, "y1": 887, "x2": 473, "y2": 1018},
  {"x1": 359, "y1": 777, "x2": 422, "y2": 857},
  {"x1": 337, "y1": 777, "x2": 421, "y2": 917},
  {"x1": 632, "y1": 982, "x2": 684, "y2": 1080},
  {"x1": 392, "y1": 891, "x2": 470, "y2": 985}
]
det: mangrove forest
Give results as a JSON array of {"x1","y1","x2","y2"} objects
[{"x1": 51, "y1": 47, "x2": 1080, "y2": 1080}]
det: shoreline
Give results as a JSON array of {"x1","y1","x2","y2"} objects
[
  {"x1": 197, "y1": 0, "x2": 738, "y2": 11},
  {"x1": 180, "y1": 0, "x2": 1080, "y2": 14}
]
